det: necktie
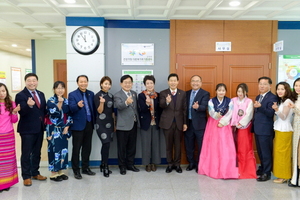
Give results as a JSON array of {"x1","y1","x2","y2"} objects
[
  {"x1": 189, "y1": 91, "x2": 196, "y2": 119},
  {"x1": 83, "y1": 92, "x2": 91, "y2": 122},
  {"x1": 171, "y1": 91, "x2": 175, "y2": 96},
  {"x1": 32, "y1": 91, "x2": 40, "y2": 108},
  {"x1": 258, "y1": 95, "x2": 263, "y2": 103}
]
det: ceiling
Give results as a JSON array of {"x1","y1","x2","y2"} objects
[{"x1": 0, "y1": 0, "x2": 300, "y2": 57}]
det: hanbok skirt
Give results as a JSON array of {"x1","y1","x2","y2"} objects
[{"x1": 198, "y1": 117, "x2": 238, "y2": 179}]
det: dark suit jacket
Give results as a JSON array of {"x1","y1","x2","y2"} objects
[
  {"x1": 159, "y1": 88, "x2": 187, "y2": 131},
  {"x1": 186, "y1": 88, "x2": 210, "y2": 130},
  {"x1": 114, "y1": 89, "x2": 140, "y2": 131},
  {"x1": 15, "y1": 87, "x2": 47, "y2": 134},
  {"x1": 68, "y1": 88, "x2": 96, "y2": 131},
  {"x1": 253, "y1": 91, "x2": 277, "y2": 136},
  {"x1": 138, "y1": 92, "x2": 161, "y2": 131}
]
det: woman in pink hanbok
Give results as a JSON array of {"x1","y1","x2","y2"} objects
[{"x1": 198, "y1": 83, "x2": 238, "y2": 179}]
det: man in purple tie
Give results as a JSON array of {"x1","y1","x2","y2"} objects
[{"x1": 15, "y1": 73, "x2": 47, "y2": 186}]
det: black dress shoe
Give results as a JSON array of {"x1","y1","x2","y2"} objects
[
  {"x1": 256, "y1": 168, "x2": 263, "y2": 176},
  {"x1": 288, "y1": 180, "x2": 299, "y2": 187},
  {"x1": 82, "y1": 168, "x2": 96, "y2": 176},
  {"x1": 256, "y1": 174, "x2": 270, "y2": 182},
  {"x1": 175, "y1": 166, "x2": 182, "y2": 173},
  {"x1": 59, "y1": 174, "x2": 69, "y2": 180},
  {"x1": 127, "y1": 166, "x2": 140, "y2": 172},
  {"x1": 74, "y1": 171, "x2": 82, "y2": 179},
  {"x1": 50, "y1": 176, "x2": 63, "y2": 182},
  {"x1": 186, "y1": 164, "x2": 195, "y2": 171},
  {"x1": 120, "y1": 167, "x2": 126, "y2": 175},
  {"x1": 166, "y1": 166, "x2": 173, "y2": 173},
  {"x1": 195, "y1": 167, "x2": 198, "y2": 173}
]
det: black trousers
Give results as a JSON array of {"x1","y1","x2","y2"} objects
[
  {"x1": 255, "y1": 134, "x2": 273, "y2": 176},
  {"x1": 71, "y1": 121, "x2": 93, "y2": 172},
  {"x1": 116, "y1": 122, "x2": 137, "y2": 168},
  {"x1": 184, "y1": 120, "x2": 205, "y2": 165},
  {"x1": 20, "y1": 131, "x2": 44, "y2": 180}
]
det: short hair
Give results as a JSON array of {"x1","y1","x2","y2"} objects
[
  {"x1": 168, "y1": 73, "x2": 179, "y2": 81},
  {"x1": 24, "y1": 73, "x2": 38, "y2": 81},
  {"x1": 76, "y1": 75, "x2": 89, "y2": 83},
  {"x1": 120, "y1": 74, "x2": 133, "y2": 83},
  {"x1": 100, "y1": 76, "x2": 112, "y2": 89},
  {"x1": 215, "y1": 83, "x2": 227, "y2": 91},
  {"x1": 258, "y1": 76, "x2": 272, "y2": 84},
  {"x1": 236, "y1": 83, "x2": 248, "y2": 95},
  {"x1": 143, "y1": 75, "x2": 155, "y2": 85},
  {"x1": 53, "y1": 81, "x2": 66, "y2": 90},
  {"x1": 190, "y1": 75, "x2": 202, "y2": 81}
]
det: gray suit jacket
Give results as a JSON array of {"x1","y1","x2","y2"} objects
[{"x1": 114, "y1": 89, "x2": 140, "y2": 131}]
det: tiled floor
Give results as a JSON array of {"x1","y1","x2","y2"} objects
[{"x1": 1, "y1": 166, "x2": 300, "y2": 200}]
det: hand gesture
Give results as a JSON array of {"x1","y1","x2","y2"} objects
[
  {"x1": 192, "y1": 101, "x2": 199, "y2": 109},
  {"x1": 216, "y1": 112, "x2": 222, "y2": 119},
  {"x1": 62, "y1": 126, "x2": 69, "y2": 135},
  {"x1": 12, "y1": 104, "x2": 21, "y2": 114},
  {"x1": 253, "y1": 101, "x2": 261, "y2": 108},
  {"x1": 27, "y1": 97, "x2": 35, "y2": 107},
  {"x1": 57, "y1": 96, "x2": 64, "y2": 102},
  {"x1": 99, "y1": 96, "x2": 105, "y2": 103},
  {"x1": 288, "y1": 102, "x2": 295, "y2": 108},
  {"x1": 77, "y1": 100, "x2": 84, "y2": 108},
  {"x1": 272, "y1": 102, "x2": 278, "y2": 111},
  {"x1": 217, "y1": 123, "x2": 224, "y2": 128},
  {"x1": 145, "y1": 95, "x2": 151, "y2": 105},
  {"x1": 166, "y1": 94, "x2": 172, "y2": 104},
  {"x1": 183, "y1": 124, "x2": 187, "y2": 132},
  {"x1": 126, "y1": 95, "x2": 133, "y2": 105}
]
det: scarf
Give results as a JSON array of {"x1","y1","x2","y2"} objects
[{"x1": 142, "y1": 90, "x2": 158, "y2": 120}]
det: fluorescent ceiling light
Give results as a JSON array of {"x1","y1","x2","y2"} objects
[
  {"x1": 26, "y1": 49, "x2": 31, "y2": 51},
  {"x1": 64, "y1": 0, "x2": 76, "y2": 3},
  {"x1": 12, "y1": 44, "x2": 17, "y2": 47},
  {"x1": 229, "y1": 1, "x2": 240, "y2": 7}
]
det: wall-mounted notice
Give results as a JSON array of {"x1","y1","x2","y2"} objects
[
  {"x1": 0, "y1": 71, "x2": 6, "y2": 84},
  {"x1": 274, "y1": 40, "x2": 284, "y2": 52},
  {"x1": 25, "y1": 68, "x2": 32, "y2": 74},
  {"x1": 11, "y1": 67, "x2": 22, "y2": 92},
  {"x1": 278, "y1": 55, "x2": 300, "y2": 87},
  {"x1": 122, "y1": 70, "x2": 153, "y2": 94},
  {"x1": 121, "y1": 43, "x2": 154, "y2": 65},
  {"x1": 216, "y1": 42, "x2": 231, "y2": 51}
]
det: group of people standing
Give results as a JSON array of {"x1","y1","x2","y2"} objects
[{"x1": 1, "y1": 72, "x2": 300, "y2": 192}]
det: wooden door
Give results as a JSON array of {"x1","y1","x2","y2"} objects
[
  {"x1": 53, "y1": 60, "x2": 67, "y2": 97},
  {"x1": 177, "y1": 54, "x2": 223, "y2": 164},
  {"x1": 223, "y1": 54, "x2": 271, "y2": 163}
]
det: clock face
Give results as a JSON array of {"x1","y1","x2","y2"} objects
[{"x1": 71, "y1": 26, "x2": 100, "y2": 55}]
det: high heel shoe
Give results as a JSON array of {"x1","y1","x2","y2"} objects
[
  {"x1": 100, "y1": 163, "x2": 112, "y2": 174},
  {"x1": 273, "y1": 178, "x2": 287, "y2": 184}
]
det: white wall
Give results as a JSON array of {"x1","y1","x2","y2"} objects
[{"x1": 0, "y1": 50, "x2": 31, "y2": 100}]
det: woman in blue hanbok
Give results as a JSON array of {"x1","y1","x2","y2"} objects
[{"x1": 46, "y1": 81, "x2": 72, "y2": 181}]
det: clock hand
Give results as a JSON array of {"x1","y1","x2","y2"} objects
[{"x1": 80, "y1": 33, "x2": 86, "y2": 42}]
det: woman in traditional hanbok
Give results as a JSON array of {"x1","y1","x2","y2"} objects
[
  {"x1": 198, "y1": 83, "x2": 238, "y2": 179},
  {"x1": 231, "y1": 83, "x2": 256, "y2": 179}
]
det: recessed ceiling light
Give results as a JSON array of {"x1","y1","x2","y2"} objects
[
  {"x1": 26, "y1": 49, "x2": 31, "y2": 51},
  {"x1": 12, "y1": 44, "x2": 17, "y2": 47},
  {"x1": 64, "y1": 0, "x2": 76, "y2": 3},
  {"x1": 229, "y1": 1, "x2": 240, "y2": 7}
]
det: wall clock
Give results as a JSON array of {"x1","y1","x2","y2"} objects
[{"x1": 71, "y1": 26, "x2": 100, "y2": 55}]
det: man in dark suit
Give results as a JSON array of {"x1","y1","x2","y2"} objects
[
  {"x1": 185, "y1": 75, "x2": 210, "y2": 173},
  {"x1": 69, "y1": 75, "x2": 96, "y2": 179},
  {"x1": 15, "y1": 73, "x2": 47, "y2": 186},
  {"x1": 114, "y1": 75, "x2": 140, "y2": 175},
  {"x1": 253, "y1": 76, "x2": 277, "y2": 181},
  {"x1": 159, "y1": 73, "x2": 187, "y2": 173}
]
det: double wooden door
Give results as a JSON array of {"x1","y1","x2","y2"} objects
[{"x1": 176, "y1": 54, "x2": 271, "y2": 164}]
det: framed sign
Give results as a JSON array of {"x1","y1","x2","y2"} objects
[
  {"x1": 278, "y1": 55, "x2": 300, "y2": 87},
  {"x1": 121, "y1": 43, "x2": 154, "y2": 65},
  {"x1": 11, "y1": 67, "x2": 22, "y2": 92}
]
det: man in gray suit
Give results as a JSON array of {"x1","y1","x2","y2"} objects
[{"x1": 114, "y1": 75, "x2": 140, "y2": 175}]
